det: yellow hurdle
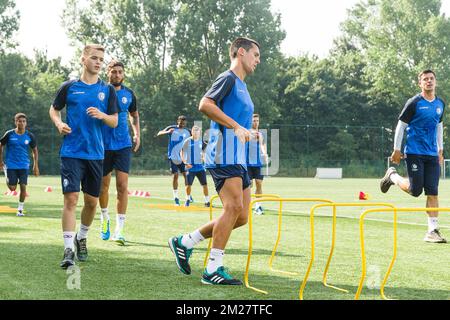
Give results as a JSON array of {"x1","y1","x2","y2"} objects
[
  {"x1": 355, "y1": 207, "x2": 450, "y2": 300},
  {"x1": 244, "y1": 198, "x2": 334, "y2": 295},
  {"x1": 299, "y1": 202, "x2": 396, "y2": 300},
  {"x1": 203, "y1": 194, "x2": 282, "y2": 269}
]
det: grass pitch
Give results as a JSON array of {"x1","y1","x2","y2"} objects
[{"x1": 0, "y1": 176, "x2": 448, "y2": 300}]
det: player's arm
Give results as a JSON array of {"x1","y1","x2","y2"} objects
[
  {"x1": 129, "y1": 110, "x2": 140, "y2": 152},
  {"x1": 29, "y1": 133, "x2": 39, "y2": 176},
  {"x1": 87, "y1": 107, "x2": 118, "y2": 128},
  {"x1": 199, "y1": 97, "x2": 249, "y2": 144},
  {"x1": 181, "y1": 138, "x2": 192, "y2": 169},
  {"x1": 0, "y1": 143, "x2": 3, "y2": 170},
  {"x1": 437, "y1": 122, "x2": 444, "y2": 165},
  {"x1": 32, "y1": 147, "x2": 39, "y2": 176},
  {"x1": 157, "y1": 126, "x2": 175, "y2": 136},
  {"x1": 391, "y1": 98, "x2": 416, "y2": 164},
  {"x1": 49, "y1": 106, "x2": 72, "y2": 135},
  {"x1": 391, "y1": 121, "x2": 407, "y2": 164},
  {"x1": 258, "y1": 132, "x2": 269, "y2": 162}
]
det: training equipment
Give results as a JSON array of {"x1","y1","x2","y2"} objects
[
  {"x1": 315, "y1": 168, "x2": 342, "y2": 179},
  {"x1": 44, "y1": 186, "x2": 53, "y2": 192},
  {"x1": 128, "y1": 190, "x2": 150, "y2": 198},
  {"x1": 359, "y1": 191, "x2": 370, "y2": 200},
  {"x1": 356, "y1": 207, "x2": 450, "y2": 300}
]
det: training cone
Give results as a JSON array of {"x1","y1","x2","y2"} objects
[
  {"x1": 44, "y1": 186, "x2": 53, "y2": 192},
  {"x1": 359, "y1": 191, "x2": 370, "y2": 200}
]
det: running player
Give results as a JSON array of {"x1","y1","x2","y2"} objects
[
  {"x1": 0, "y1": 113, "x2": 39, "y2": 216},
  {"x1": 49, "y1": 44, "x2": 119, "y2": 269},
  {"x1": 99, "y1": 60, "x2": 140, "y2": 245},
  {"x1": 169, "y1": 37, "x2": 260, "y2": 285},
  {"x1": 380, "y1": 69, "x2": 446, "y2": 243}
]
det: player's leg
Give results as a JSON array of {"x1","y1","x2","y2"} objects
[
  {"x1": 185, "y1": 171, "x2": 194, "y2": 207},
  {"x1": 99, "y1": 173, "x2": 112, "y2": 240},
  {"x1": 198, "y1": 171, "x2": 210, "y2": 207},
  {"x1": 112, "y1": 169, "x2": 129, "y2": 244},
  {"x1": 99, "y1": 150, "x2": 114, "y2": 240},
  {"x1": 60, "y1": 157, "x2": 83, "y2": 268},
  {"x1": 254, "y1": 167, "x2": 264, "y2": 215},
  {"x1": 380, "y1": 166, "x2": 410, "y2": 193},
  {"x1": 201, "y1": 173, "x2": 251, "y2": 285},
  {"x1": 74, "y1": 160, "x2": 103, "y2": 261},
  {"x1": 6, "y1": 168, "x2": 17, "y2": 191},
  {"x1": 17, "y1": 180, "x2": 27, "y2": 216},
  {"x1": 170, "y1": 160, "x2": 180, "y2": 206},
  {"x1": 423, "y1": 156, "x2": 446, "y2": 243},
  {"x1": 180, "y1": 164, "x2": 192, "y2": 203}
]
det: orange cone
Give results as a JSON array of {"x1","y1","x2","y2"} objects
[
  {"x1": 359, "y1": 191, "x2": 370, "y2": 200},
  {"x1": 44, "y1": 186, "x2": 53, "y2": 192}
]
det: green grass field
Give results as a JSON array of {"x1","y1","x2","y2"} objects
[{"x1": 0, "y1": 176, "x2": 448, "y2": 300}]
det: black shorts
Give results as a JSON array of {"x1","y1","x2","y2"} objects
[
  {"x1": 247, "y1": 166, "x2": 264, "y2": 180},
  {"x1": 169, "y1": 159, "x2": 186, "y2": 174},
  {"x1": 208, "y1": 165, "x2": 251, "y2": 193},
  {"x1": 405, "y1": 154, "x2": 440, "y2": 197},
  {"x1": 60, "y1": 157, "x2": 103, "y2": 197},
  {"x1": 187, "y1": 170, "x2": 207, "y2": 186},
  {"x1": 6, "y1": 169, "x2": 28, "y2": 185},
  {"x1": 103, "y1": 147, "x2": 132, "y2": 176}
]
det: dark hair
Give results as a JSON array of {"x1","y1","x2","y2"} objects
[
  {"x1": 178, "y1": 115, "x2": 187, "y2": 121},
  {"x1": 14, "y1": 113, "x2": 27, "y2": 121},
  {"x1": 108, "y1": 59, "x2": 125, "y2": 71},
  {"x1": 418, "y1": 69, "x2": 436, "y2": 81},
  {"x1": 229, "y1": 37, "x2": 260, "y2": 60}
]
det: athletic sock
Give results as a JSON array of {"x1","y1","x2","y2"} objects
[
  {"x1": 173, "y1": 190, "x2": 179, "y2": 199},
  {"x1": 18, "y1": 202, "x2": 24, "y2": 211},
  {"x1": 77, "y1": 224, "x2": 90, "y2": 240},
  {"x1": 427, "y1": 217, "x2": 439, "y2": 233},
  {"x1": 390, "y1": 173, "x2": 403, "y2": 185},
  {"x1": 206, "y1": 248, "x2": 224, "y2": 274},
  {"x1": 115, "y1": 214, "x2": 126, "y2": 234},
  {"x1": 204, "y1": 195, "x2": 210, "y2": 203},
  {"x1": 63, "y1": 232, "x2": 75, "y2": 250},
  {"x1": 100, "y1": 208, "x2": 110, "y2": 222},
  {"x1": 181, "y1": 230, "x2": 205, "y2": 249}
]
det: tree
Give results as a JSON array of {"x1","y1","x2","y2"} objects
[{"x1": 0, "y1": 0, "x2": 19, "y2": 51}]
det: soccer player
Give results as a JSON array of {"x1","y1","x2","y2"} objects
[
  {"x1": 99, "y1": 60, "x2": 140, "y2": 245},
  {"x1": 49, "y1": 44, "x2": 119, "y2": 269},
  {"x1": 169, "y1": 37, "x2": 260, "y2": 285},
  {"x1": 0, "y1": 113, "x2": 39, "y2": 216},
  {"x1": 380, "y1": 69, "x2": 446, "y2": 243},
  {"x1": 246, "y1": 113, "x2": 268, "y2": 215},
  {"x1": 157, "y1": 115, "x2": 191, "y2": 206},
  {"x1": 181, "y1": 125, "x2": 210, "y2": 208}
]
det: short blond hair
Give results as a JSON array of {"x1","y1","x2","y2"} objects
[{"x1": 82, "y1": 44, "x2": 105, "y2": 56}]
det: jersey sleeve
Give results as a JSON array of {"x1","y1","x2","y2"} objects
[
  {"x1": 52, "y1": 80, "x2": 75, "y2": 110},
  {"x1": 107, "y1": 85, "x2": 119, "y2": 115},
  {"x1": 129, "y1": 90, "x2": 137, "y2": 113},
  {"x1": 398, "y1": 97, "x2": 418, "y2": 124},
  {"x1": 204, "y1": 72, "x2": 236, "y2": 106},
  {"x1": 0, "y1": 130, "x2": 11, "y2": 145},
  {"x1": 28, "y1": 132, "x2": 37, "y2": 149}
]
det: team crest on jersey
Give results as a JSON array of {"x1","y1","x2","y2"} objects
[
  {"x1": 24, "y1": 140, "x2": 29, "y2": 145},
  {"x1": 122, "y1": 97, "x2": 128, "y2": 104},
  {"x1": 98, "y1": 92, "x2": 106, "y2": 101},
  {"x1": 436, "y1": 108, "x2": 442, "y2": 115}
]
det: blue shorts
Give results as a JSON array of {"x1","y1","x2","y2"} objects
[
  {"x1": 247, "y1": 166, "x2": 264, "y2": 180},
  {"x1": 187, "y1": 170, "x2": 207, "y2": 186},
  {"x1": 169, "y1": 159, "x2": 186, "y2": 174},
  {"x1": 103, "y1": 147, "x2": 132, "y2": 176},
  {"x1": 60, "y1": 158, "x2": 103, "y2": 197},
  {"x1": 6, "y1": 169, "x2": 28, "y2": 186},
  {"x1": 208, "y1": 165, "x2": 251, "y2": 193},
  {"x1": 405, "y1": 154, "x2": 440, "y2": 197}
]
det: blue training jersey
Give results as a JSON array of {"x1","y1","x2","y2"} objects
[
  {"x1": 399, "y1": 94, "x2": 445, "y2": 156},
  {"x1": 246, "y1": 130, "x2": 263, "y2": 167},
  {"x1": 163, "y1": 125, "x2": 191, "y2": 162},
  {"x1": 183, "y1": 137, "x2": 205, "y2": 172},
  {"x1": 103, "y1": 85, "x2": 137, "y2": 151},
  {"x1": 52, "y1": 79, "x2": 119, "y2": 160},
  {"x1": 203, "y1": 70, "x2": 254, "y2": 168},
  {"x1": 0, "y1": 129, "x2": 37, "y2": 170}
]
